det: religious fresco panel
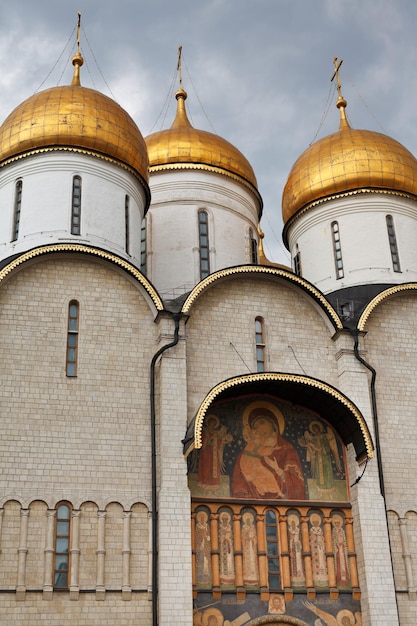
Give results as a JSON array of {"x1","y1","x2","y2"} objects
[
  {"x1": 193, "y1": 594, "x2": 362, "y2": 626},
  {"x1": 190, "y1": 395, "x2": 361, "y2": 624},
  {"x1": 188, "y1": 395, "x2": 348, "y2": 503}
]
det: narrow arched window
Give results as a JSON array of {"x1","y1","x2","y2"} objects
[
  {"x1": 71, "y1": 176, "x2": 82, "y2": 235},
  {"x1": 140, "y1": 217, "x2": 147, "y2": 274},
  {"x1": 66, "y1": 301, "x2": 79, "y2": 377},
  {"x1": 12, "y1": 179, "x2": 23, "y2": 241},
  {"x1": 125, "y1": 195, "x2": 130, "y2": 255},
  {"x1": 293, "y1": 244, "x2": 302, "y2": 276},
  {"x1": 265, "y1": 509, "x2": 280, "y2": 590},
  {"x1": 331, "y1": 221, "x2": 344, "y2": 279},
  {"x1": 198, "y1": 210, "x2": 210, "y2": 279},
  {"x1": 54, "y1": 503, "x2": 71, "y2": 589},
  {"x1": 386, "y1": 215, "x2": 401, "y2": 272},
  {"x1": 255, "y1": 317, "x2": 266, "y2": 372},
  {"x1": 249, "y1": 228, "x2": 258, "y2": 264}
]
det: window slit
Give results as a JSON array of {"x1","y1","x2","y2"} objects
[{"x1": 66, "y1": 300, "x2": 79, "y2": 377}]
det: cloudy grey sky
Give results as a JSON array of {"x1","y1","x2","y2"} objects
[{"x1": 1, "y1": 0, "x2": 416, "y2": 264}]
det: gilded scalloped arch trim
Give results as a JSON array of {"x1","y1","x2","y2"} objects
[
  {"x1": 181, "y1": 265, "x2": 342, "y2": 329},
  {"x1": 0, "y1": 244, "x2": 164, "y2": 311},
  {"x1": 192, "y1": 372, "x2": 374, "y2": 461},
  {"x1": 358, "y1": 283, "x2": 417, "y2": 331}
]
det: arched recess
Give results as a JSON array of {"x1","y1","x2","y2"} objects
[
  {"x1": 184, "y1": 373, "x2": 373, "y2": 464},
  {"x1": 188, "y1": 374, "x2": 365, "y2": 622}
]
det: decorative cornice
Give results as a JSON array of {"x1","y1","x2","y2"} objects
[
  {"x1": 283, "y1": 187, "x2": 417, "y2": 247},
  {"x1": 0, "y1": 146, "x2": 150, "y2": 198},
  {"x1": 0, "y1": 244, "x2": 164, "y2": 311},
  {"x1": 191, "y1": 372, "x2": 374, "y2": 460},
  {"x1": 181, "y1": 265, "x2": 342, "y2": 329},
  {"x1": 358, "y1": 283, "x2": 417, "y2": 330},
  {"x1": 149, "y1": 162, "x2": 262, "y2": 205}
]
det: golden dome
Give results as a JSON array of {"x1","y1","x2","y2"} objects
[
  {"x1": 0, "y1": 53, "x2": 149, "y2": 184},
  {"x1": 145, "y1": 88, "x2": 259, "y2": 192},
  {"x1": 282, "y1": 98, "x2": 417, "y2": 224}
]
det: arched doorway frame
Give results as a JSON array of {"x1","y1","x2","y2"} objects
[{"x1": 185, "y1": 372, "x2": 373, "y2": 464}]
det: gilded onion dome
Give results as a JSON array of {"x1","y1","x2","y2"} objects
[
  {"x1": 145, "y1": 87, "x2": 259, "y2": 195},
  {"x1": 0, "y1": 51, "x2": 149, "y2": 186},
  {"x1": 282, "y1": 95, "x2": 417, "y2": 224}
]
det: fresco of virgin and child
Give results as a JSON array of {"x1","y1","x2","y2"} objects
[
  {"x1": 188, "y1": 397, "x2": 348, "y2": 502},
  {"x1": 232, "y1": 406, "x2": 306, "y2": 500}
]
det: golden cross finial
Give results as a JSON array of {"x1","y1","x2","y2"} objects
[
  {"x1": 331, "y1": 56, "x2": 344, "y2": 99},
  {"x1": 71, "y1": 11, "x2": 84, "y2": 86},
  {"x1": 76, "y1": 11, "x2": 81, "y2": 53},
  {"x1": 177, "y1": 44, "x2": 183, "y2": 90},
  {"x1": 331, "y1": 56, "x2": 350, "y2": 129}
]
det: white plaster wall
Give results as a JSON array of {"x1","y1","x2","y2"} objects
[
  {"x1": 287, "y1": 194, "x2": 417, "y2": 293},
  {"x1": 147, "y1": 170, "x2": 261, "y2": 298},
  {"x1": 0, "y1": 152, "x2": 148, "y2": 266}
]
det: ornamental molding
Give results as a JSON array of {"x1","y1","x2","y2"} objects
[
  {"x1": 149, "y1": 161, "x2": 262, "y2": 207},
  {"x1": 0, "y1": 146, "x2": 150, "y2": 195},
  {"x1": 358, "y1": 282, "x2": 417, "y2": 330},
  {"x1": 0, "y1": 244, "x2": 164, "y2": 311},
  {"x1": 283, "y1": 187, "x2": 417, "y2": 246},
  {"x1": 181, "y1": 265, "x2": 342, "y2": 330},
  {"x1": 192, "y1": 372, "x2": 373, "y2": 460}
]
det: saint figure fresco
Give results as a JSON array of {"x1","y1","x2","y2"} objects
[
  {"x1": 241, "y1": 510, "x2": 259, "y2": 585},
  {"x1": 195, "y1": 510, "x2": 212, "y2": 586},
  {"x1": 219, "y1": 510, "x2": 235, "y2": 585},
  {"x1": 287, "y1": 513, "x2": 305, "y2": 586},
  {"x1": 332, "y1": 514, "x2": 350, "y2": 586},
  {"x1": 309, "y1": 512, "x2": 328, "y2": 587},
  {"x1": 197, "y1": 415, "x2": 232, "y2": 496}
]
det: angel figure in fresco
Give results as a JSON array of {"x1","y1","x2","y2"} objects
[
  {"x1": 232, "y1": 406, "x2": 305, "y2": 500},
  {"x1": 193, "y1": 607, "x2": 224, "y2": 626},
  {"x1": 303, "y1": 601, "x2": 362, "y2": 626},
  {"x1": 198, "y1": 415, "x2": 233, "y2": 496},
  {"x1": 194, "y1": 607, "x2": 251, "y2": 626},
  {"x1": 298, "y1": 421, "x2": 343, "y2": 493}
]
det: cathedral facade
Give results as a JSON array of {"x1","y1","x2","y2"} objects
[{"x1": 0, "y1": 37, "x2": 416, "y2": 626}]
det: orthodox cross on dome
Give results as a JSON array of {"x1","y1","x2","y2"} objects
[
  {"x1": 331, "y1": 56, "x2": 349, "y2": 128},
  {"x1": 71, "y1": 11, "x2": 84, "y2": 86},
  {"x1": 331, "y1": 57, "x2": 344, "y2": 99},
  {"x1": 177, "y1": 44, "x2": 184, "y2": 90},
  {"x1": 171, "y1": 44, "x2": 191, "y2": 129}
]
